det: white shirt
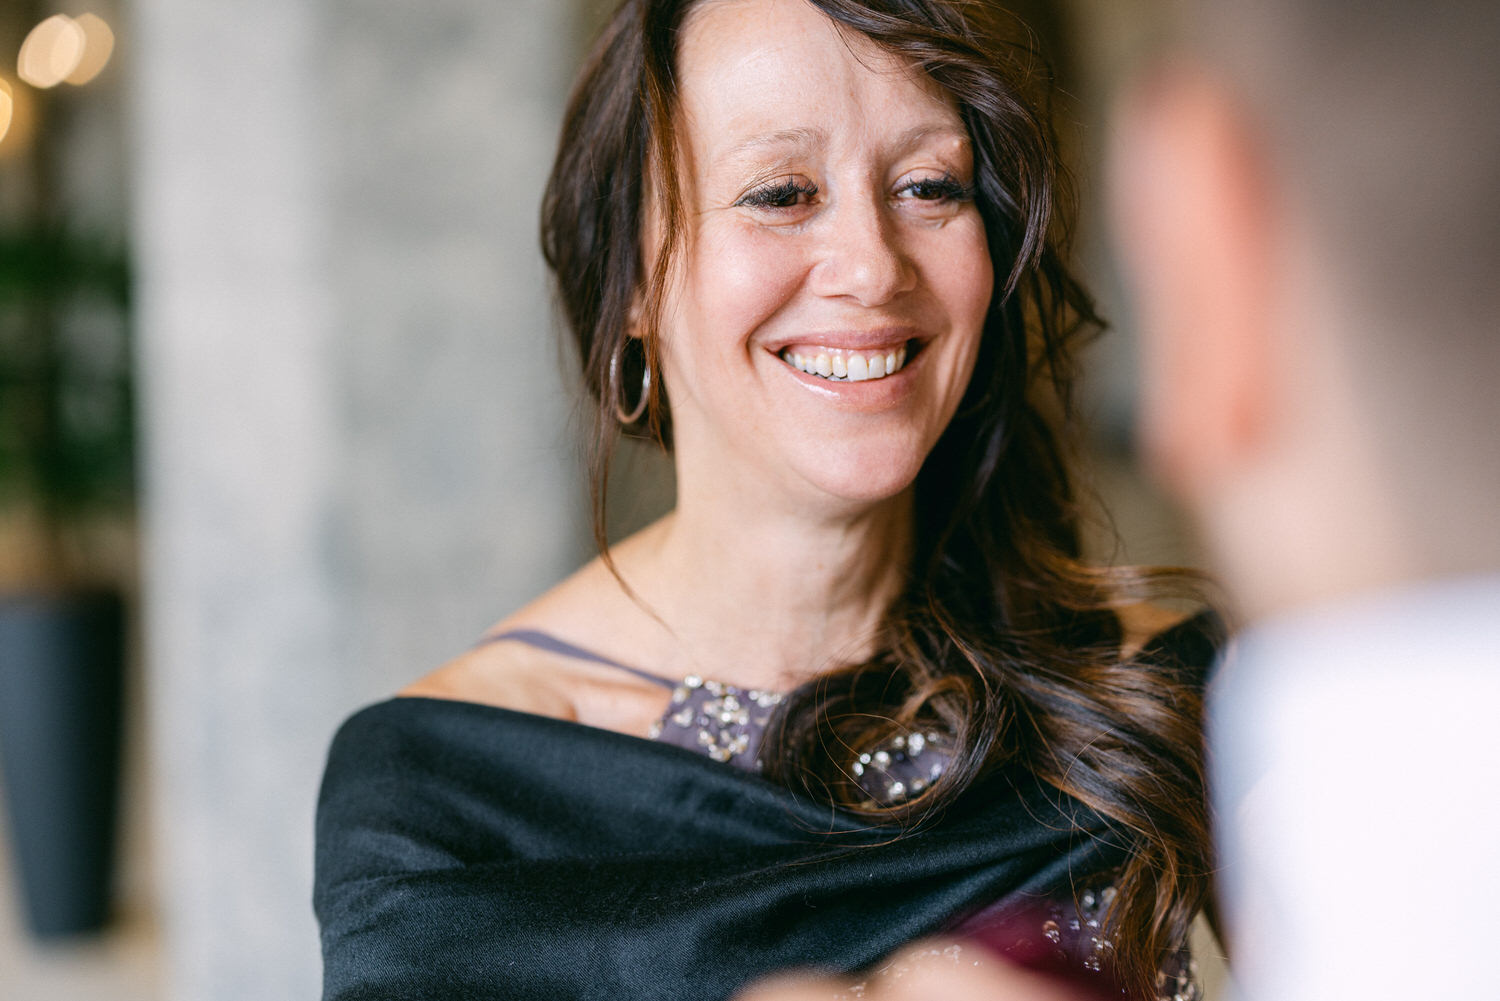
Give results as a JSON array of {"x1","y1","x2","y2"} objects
[{"x1": 1210, "y1": 574, "x2": 1500, "y2": 1001}]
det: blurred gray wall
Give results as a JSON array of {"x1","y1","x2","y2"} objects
[{"x1": 130, "y1": 1, "x2": 584, "y2": 997}]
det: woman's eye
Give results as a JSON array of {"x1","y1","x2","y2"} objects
[
  {"x1": 898, "y1": 175, "x2": 972, "y2": 203},
  {"x1": 736, "y1": 179, "x2": 817, "y2": 210}
]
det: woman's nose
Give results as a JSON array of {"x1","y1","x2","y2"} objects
[{"x1": 808, "y1": 196, "x2": 916, "y2": 307}]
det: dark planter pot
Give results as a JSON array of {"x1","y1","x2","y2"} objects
[{"x1": 0, "y1": 590, "x2": 124, "y2": 938}]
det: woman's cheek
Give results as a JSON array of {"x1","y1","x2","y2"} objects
[
  {"x1": 937, "y1": 219, "x2": 994, "y2": 331},
  {"x1": 689, "y1": 225, "x2": 808, "y2": 347}
]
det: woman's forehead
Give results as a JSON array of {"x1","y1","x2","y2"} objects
[{"x1": 677, "y1": 0, "x2": 964, "y2": 162}]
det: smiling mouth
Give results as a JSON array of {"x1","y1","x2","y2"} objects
[{"x1": 778, "y1": 343, "x2": 912, "y2": 382}]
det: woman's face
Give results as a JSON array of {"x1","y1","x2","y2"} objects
[{"x1": 656, "y1": 0, "x2": 993, "y2": 512}]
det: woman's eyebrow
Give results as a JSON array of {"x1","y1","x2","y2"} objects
[
  {"x1": 713, "y1": 127, "x2": 825, "y2": 167},
  {"x1": 712, "y1": 122, "x2": 970, "y2": 169},
  {"x1": 887, "y1": 123, "x2": 971, "y2": 156}
]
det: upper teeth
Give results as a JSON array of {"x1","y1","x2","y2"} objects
[{"x1": 780, "y1": 346, "x2": 908, "y2": 382}]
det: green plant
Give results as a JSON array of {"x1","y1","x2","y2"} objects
[{"x1": 0, "y1": 222, "x2": 133, "y2": 582}]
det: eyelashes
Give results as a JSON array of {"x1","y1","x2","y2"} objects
[
  {"x1": 897, "y1": 174, "x2": 973, "y2": 203},
  {"x1": 733, "y1": 173, "x2": 974, "y2": 211},
  {"x1": 735, "y1": 177, "x2": 819, "y2": 210}
]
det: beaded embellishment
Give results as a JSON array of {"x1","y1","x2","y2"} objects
[
  {"x1": 849, "y1": 728, "x2": 954, "y2": 805},
  {"x1": 646, "y1": 672, "x2": 951, "y2": 800},
  {"x1": 646, "y1": 673, "x2": 1198, "y2": 1001},
  {"x1": 647, "y1": 675, "x2": 783, "y2": 769},
  {"x1": 1037, "y1": 883, "x2": 1201, "y2": 1000},
  {"x1": 832, "y1": 901, "x2": 1200, "y2": 1001}
]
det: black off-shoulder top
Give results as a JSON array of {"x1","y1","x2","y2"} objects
[{"x1": 314, "y1": 612, "x2": 1219, "y2": 1000}]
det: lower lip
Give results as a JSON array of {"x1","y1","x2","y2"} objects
[{"x1": 771, "y1": 346, "x2": 923, "y2": 411}]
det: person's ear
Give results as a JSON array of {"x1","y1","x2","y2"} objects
[
  {"x1": 627, "y1": 292, "x2": 644, "y2": 338},
  {"x1": 1108, "y1": 64, "x2": 1278, "y2": 506}
]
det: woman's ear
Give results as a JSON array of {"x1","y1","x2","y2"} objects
[
  {"x1": 626, "y1": 292, "x2": 644, "y2": 338},
  {"x1": 1108, "y1": 64, "x2": 1278, "y2": 508}
]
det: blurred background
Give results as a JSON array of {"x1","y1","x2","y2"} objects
[{"x1": 0, "y1": 0, "x2": 1207, "y2": 998}]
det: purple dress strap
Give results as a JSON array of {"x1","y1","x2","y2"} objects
[
  {"x1": 475, "y1": 628, "x2": 780, "y2": 770},
  {"x1": 472, "y1": 629, "x2": 945, "y2": 785},
  {"x1": 478, "y1": 629, "x2": 677, "y2": 689}
]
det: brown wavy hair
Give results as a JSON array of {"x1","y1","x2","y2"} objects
[{"x1": 540, "y1": 0, "x2": 1215, "y2": 995}]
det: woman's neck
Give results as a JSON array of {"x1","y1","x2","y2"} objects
[{"x1": 613, "y1": 482, "x2": 913, "y2": 691}]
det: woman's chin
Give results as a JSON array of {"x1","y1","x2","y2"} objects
[{"x1": 791, "y1": 452, "x2": 925, "y2": 511}]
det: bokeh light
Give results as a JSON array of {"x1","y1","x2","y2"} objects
[
  {"x1": 17, "y1": 14, "x2": 88, "y2": 90},
  {"x1": 0, "y1": 70, "x2": 39, "y2": 158},
  {"x1": 65, "y1": 13, "x2": 115, "y2": 86},
  {"x1": 0, "y1": 80, "x2": 13, "y2": 146},
  {"x1": 0, "y1": 73, "x2": 36, "y2": 158}
]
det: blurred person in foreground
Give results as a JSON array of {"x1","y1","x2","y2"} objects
[
  {"x1": 1119, "y1": 2, "x2": 1500, "y2": 999},
  {"x1": 741, "y1": 0, "x2": 1500, "y2": 999}
]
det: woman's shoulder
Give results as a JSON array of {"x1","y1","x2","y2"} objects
[
  {"x1": 395, "y1": 551, "x2": 668, "y2": 727},
  {"x1": 398, "y1": 637, "x2": 578, "y2": 720},
  {"x1": 392, "y1": 552, "x2": 607, "y2": 711}
]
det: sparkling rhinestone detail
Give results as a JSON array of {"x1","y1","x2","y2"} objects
[
  {"x1": 846, "y1": 728, "x2": 955, "y2": 805},
  {"x1": 647, "y1": 670, "x2": 955, "y2": 796},
  {"x1": 646, "y1": 672, "x2": 1199, "y2": 1001},
  {"x1": 1033, "y1": 881, "x2": 1200, "y2": 1001},
  {"x1": 651, "y1": 672, "x2": 782, "y2": 770}
]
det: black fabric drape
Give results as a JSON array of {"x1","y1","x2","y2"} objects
[{"x1": 314, "y1": 697, "x2": 1128, "y2": 1001}]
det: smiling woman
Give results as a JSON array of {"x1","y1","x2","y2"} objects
[
  {"x1": 312, "y1": 2, "x2": 1220, "y2": 1000},
  {"x1": 654, "y1": 4, "x2": 992, "y2": 509}
]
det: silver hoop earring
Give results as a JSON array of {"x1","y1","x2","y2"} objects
[{"x1": 609, "y1": 340, "x2": 651, "y2": 425}]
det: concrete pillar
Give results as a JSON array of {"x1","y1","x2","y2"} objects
[{"x1": 130, "y1": 1, "x2": 581, "y2": 996}]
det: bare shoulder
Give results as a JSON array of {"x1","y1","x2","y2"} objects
[
  {"x1": 396, "y1": 550, "x2": 647, "y2": 721},
  {"x1": 396, "y1": 564, "x2": 597, "y2": 718},
  {"x1": 398, "y1": 638, "x2": 578, "y2": 720}
]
